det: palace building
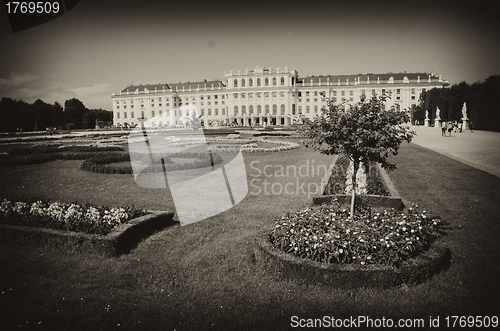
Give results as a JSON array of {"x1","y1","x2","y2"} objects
[{"x1": 111, "y1": 66, "x2": 449, "y2": 128}]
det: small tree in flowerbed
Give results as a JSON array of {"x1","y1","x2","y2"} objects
[{"x1": 300, "y1": 94, "x2": 415, "y2": 217}]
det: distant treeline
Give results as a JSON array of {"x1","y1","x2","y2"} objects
[
  {"x1": 0, "y1": 97, "x2": 113, "y2": 132},
  {"x1": 410, "y1": 75, "x2": 500, "y2": 131}
]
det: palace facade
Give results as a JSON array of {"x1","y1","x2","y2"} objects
[{"x1": 111, "y1": 66, "x2": 449, "y2": 128}]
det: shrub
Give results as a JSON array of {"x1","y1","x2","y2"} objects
[
  {"x1": 323, "y1": 154, "x2": 389, "y2": 196},
  {"x1": 269, "y1": 200, "x2": 443, "y2": 267}
]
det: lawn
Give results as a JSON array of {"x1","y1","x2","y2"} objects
[{"x1": 0, "y1": 136, "x2": 499, "y2": 330}]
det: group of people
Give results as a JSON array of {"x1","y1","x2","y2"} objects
[{"x1": 441, "y1": 120, "x2": 474, "y2": 137}]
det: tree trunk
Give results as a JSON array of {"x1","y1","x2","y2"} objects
[{"x1": 350, "y1": 159, "x2": 359, "y2": 218}]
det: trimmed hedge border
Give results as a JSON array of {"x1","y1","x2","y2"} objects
[
  {"x1": 314, "y1": 163, "x2": 405, "y2": 210},
  {"x1": 254, "y1": 231, "x2": 451, "y2": 288},
  {"x1": 0, "y1": 210, "x2": 177, "y2": 257}
]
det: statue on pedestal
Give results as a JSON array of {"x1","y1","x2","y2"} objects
[
  {"x1": 436, "y1": 107, "x2": 441, "y2": 119},
  {"x1": 462, "y1": 102, "x2": 467, "y2": 119},
  {"x1": 425, "y1": 110, "x2": 429, "y2": 119}
]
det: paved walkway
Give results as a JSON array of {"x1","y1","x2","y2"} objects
[{"x1": 409, "y1": 126, "x2": 500, "y2": 178}]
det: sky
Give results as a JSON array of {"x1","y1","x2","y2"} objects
[{"x1": 1, "y1": 0, "x2": 499, "y2": 111}]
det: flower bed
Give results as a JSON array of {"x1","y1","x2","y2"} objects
[
  {"x1": 254, "y1": 200, "x2": 451, "y2": 288},
  {"x1": 268, "y1": 202, "x2": 443, "y2": 267},
  {"x1": 0, "y1": 199, "x2": 146, "y2": 235}
]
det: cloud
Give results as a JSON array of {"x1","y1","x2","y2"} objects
[
  {"x1": 0, "y1": 72, "x2": 39, "y2": 89},
  {"x1": 0, "y1": 73, "x2": 113, "y2": 109}
]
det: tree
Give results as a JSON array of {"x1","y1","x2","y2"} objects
[
  {"x1": 64, "y1": 98, "x2": 87, "y2": 129},
  {"x1": 300, "y1": 95, "x2": 414, "y2": 217}
]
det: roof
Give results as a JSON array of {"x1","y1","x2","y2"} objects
[
  {"x1": 298, "y1": 72, "x2": 446, "y2": 85},
  {"x1": 120, "y1": 80, "x2": 225, "y2": 94}
]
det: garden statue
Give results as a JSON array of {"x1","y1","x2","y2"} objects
[
  {"x1": 425, "y1": 110, "x2": 429, "y2": 119},
  {"x1": 436, "y1": 107, "x2": 440, "y2": 119},
  {"x1": 462, "y1": 102, "x2": 467, "y2": 119}
]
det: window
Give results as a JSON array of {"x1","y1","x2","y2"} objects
[
  {"x1": 186, "y1": 110, "x2": 189, "y2": 116},
  {"x1": 208, "y1": 109, "x2": 211, "y2": 116},
  {"x1": 215, "y1": 109, "x2": 218, "y2": 115},
  {"x1": 280, "y1": 104, "x2": 285, "y2": 115},
  {"x1": 411, "y1": 96, "x2": 416, "y2": 100},
  {"x1": 249, "y1": 93, "x2": 253, "y2": 99},
  {"x1": 350, "y1": 90, "x2": 353, "y2": 96},
  {"x1": 314, "y1": 91, "x2": 318, "y2": 96},
  {"x1": 314, "y1": 106, "x2": 318, "y2": 113},
  {"x1": 272, "y1": 104, "x2": 277, "y2": 115},
  {"x1": 314, "y1": 98, "x2": 317, "y2": 102},
  {"x1": 265, "y1": 78, "x2": 269, "y2": 86},
  {"x1": 117, "y1": 106, "x2": 120, "y2": 109},
  {"x1": 241, "y1": 93, "x2": 246, "y2": 98},
  {"x1": 241, "y1": 79, "x2": 245, "y2": 87},
  {"x1": 298, "y1": 106, "x2": 302, "y2": 113},
  {"x1": 249, "y1": 78, "x2": 253, "y2": 87},
  {"x1": 117, "y1": 112, "x2": 120, "y2": 119},
  {"x1": 233, "y1": 93, "x2": 238, "y2": 98},
  {"x1": 124, "y1": 112, "x2": 127, "y2": 119},
  {"x1": 152, "y1": 111, "x2": 155, "y2": 117},
  {"x1": 124, "y1": 105, "x2": 127, "y2": 109},
  {"x1": 265, "y1": 105, "x2": 269, "y2": 114},
  {"x1": 131, "y1": 111, "x2": 134, "y2": 118},
  {"x1": 257, "y1": 105, "x2": 262, "y2": 114},
  {"x1": 167, "y1": 110, "x2": 170, "y2": 116},
  {"x1": 264, "y1": 92, "x2": 269, "y2": 98},
  {"x1": 306, "y1": 106, "x2": 310, "y2": 113},
  {"x1": 306, "y1": 91, "x2": 309, "y2": 96},
  {"x1": 249, "y1": 105, "x2": 254, "y2": 114},
  {"x1": 333, "y1": 91, "x2": 337, "y2": 96},
  {"x1": 159, "y1": 110, "x2": 163, "y2": 116},
  {"x1": 272, "y1": 92, "x2": 277, "y2": 97},
  {"x1": 281, "y1": 77, "x2": 285, "y2": 85},
  {"x1": 397, "y1": 89, "x2": 401, "y2": 94},
  {"x1": 256, "y1": 92, "x2": 261, "y2": 98},
  {"x1": 234, "y1": 79, "x2": 238, "y2": 87},
  {"x1": 411, "y1": 88, "x2": 415, "y2": 94},
  {"x1": 257, "y1": 78, "x2": 261, "y2": 86},
  {"x1": 234, "y1": 106, "x2": 238, "y2": 115},
  {"x1": 242, "y1": 105, "x2": 246, "y2": 114},
  {"x1": 272, "y1": 77, "x2": 277, "y2": 86},
  {"x1": 280, "y1": 91, "x2": 285, "y2": 97},
  {"x1": 200, "y1": 109, "x2": 204, "y2": 116},
  {"x1": 179, "y1": 110, "x2": 182, "y2": 116}
]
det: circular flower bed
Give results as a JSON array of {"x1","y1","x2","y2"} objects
[
  {"x1": 80, "y1": 152, "x2": 223, "y2": 174},
  {"x1": 269, "y1": 201, "x2": 443, "y2": 267}
]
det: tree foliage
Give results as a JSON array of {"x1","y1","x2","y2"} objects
[
  {"x1": 420, "y1": 75, "x2": 500, "y2": 131},
  {"x1": 0, "y1": 97, "x2": 112, "y2": 132},
  {"x1": 300, "y1": 95, "x2": 414, "y2": 217}
]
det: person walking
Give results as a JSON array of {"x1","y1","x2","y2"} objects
[
  {"x1": 441, "y1": 121, "x2": 447, "y2": 137},
  {"x1": 470, "y1": 121, "x2": 474, "y2": 133},
  {"x1": 447, "y1": 121, "x2": 453, "y2": 137}
]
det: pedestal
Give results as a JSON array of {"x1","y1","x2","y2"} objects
[
  {"x1": 435, "y1": 118, "x2": 441, "y2": 128},
  {"x1": 424, "y1": 119, "x2": 430, "y2": 127},
  {"x1": 462, "y1": 118, "x2": 469, "y2": 130}
]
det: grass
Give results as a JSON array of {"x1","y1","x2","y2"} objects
[{"x1": 0, "y1": 137, "x2": 499, "y2": 330}]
